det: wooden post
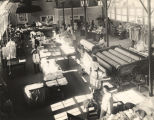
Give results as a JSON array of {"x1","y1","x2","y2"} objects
[
  {"x1": 62, "y1": 2, "x2": 65, "y2": 29},
  {"x1": 102, "y1": 6, "x2": 104, "y2": 26},
  {"x1": 126, "y1": 0, "x2": 129, "y2": 22},
  {"x1": 84, "y1": 0, "x2": 87, "y2": 38},
  {"x1": 71, "y1": 0, "x2": 74, "y2": 31},
  {"x1": 147, "y1": 0, "x2": 153, "y2": 96},
  {"x1": 114, "y1": 3, "x2": 116, "y2": 20},
  {"x1": 104, "y1": 0, "x2": 109, "y2": 47}
]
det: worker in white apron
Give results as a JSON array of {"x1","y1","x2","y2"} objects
[{"x1": 90, "y1": 56, "x2": 100, "y2": 92}]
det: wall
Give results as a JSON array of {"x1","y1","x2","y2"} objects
[
  {"x1": 9, "y1": 1, "x2": 103, "y2": 26},
  {"x1": 9, "y1": 3, "x2": 19, "y2": 26},
  {"x1": 54, "y1": 6, "x2": 102, "y2": 26},
  {"x1": 30, "y1": 0, "x2": 56, "y2": 24},
  {"x1": 9, "y1": 0, "x2": 56, "y2": 25}
]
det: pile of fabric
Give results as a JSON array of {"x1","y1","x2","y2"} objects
[
  {"x1": 102, "y1": 108, "x2": 154, "y2": 120},
  {"x1": 40, "y1": 58, "x2": 63, "y2": 81},
  {"x1": 101, "y1": 100, "x2": 154, "y2": 120},
  {"x1": 39, "y1": 49, "x2": 52, "y2": 58},
  {"x1": 134, "y1": 40, "x2": 147, "y2": 52},
  {"x1": 54, "y1": 33, "x2": 75, "y2": 56}
]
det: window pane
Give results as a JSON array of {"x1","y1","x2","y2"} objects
[
  {"x1": 121, "y1": 16, "x2": 127, "y2": 22},
  {"x1": 116, "y1": 15, "x2": 121, "y2": 21}
]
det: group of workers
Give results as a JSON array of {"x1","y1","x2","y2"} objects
[
  {"x1": 1, "y1": 22, "x2": 113, "y2": 119},
  {"x1": 88, "y1": 57, "x2": 113, "y2": 119},
  {"x1": 77, "y1": 37, "x2": 112, "y2": 119}
]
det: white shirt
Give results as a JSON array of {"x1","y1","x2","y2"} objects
[
  {"x1": 90, "y1": 61, "x2": 99, "y2": 86},
  {"x1": 6, "y1": 40, "x2": 16, "y2": 59},
  {"x1": 2, "y1": 47, "x2": 8, "y2": 59},
  {"x1": 33, "y1": 53, "x2": 40, "y2": 64},
  {"x1": 99, "y1": 38, "x2": 105, "y2": 45},
  {"x1": 101, "y1": 92, "x2": 113, "y2": 114}
]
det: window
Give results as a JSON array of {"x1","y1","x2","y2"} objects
[
  {"x1": 111, "y1": 14, "x2": 115, "y2": 19},
  {"x1": 40, "y1": 15, "x2": 54, "y2": 25},
  {"x1": 17, "y1": 13, "x2": 28, "y2": 24}
]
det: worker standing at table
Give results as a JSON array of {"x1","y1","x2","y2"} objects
[
  {"x1": 90, "y1": 56, "x2": 100, "y2": 93},
  {"x1": 2, "y1": 44, "x2": 7, "y2": 68},
  {"x1": 97, "y1": 36, "x2": 106, "y2": 48},
  {"x1": 32, "y1": 49, "x2": 40, "y2": 73},
  {"x1": 100, "y1": 85, "x2": 113, "y2": 118},
  {"x1": 72, "y1": 32, "x2": 77, "y2": 49},
  {"x1": 67, "y1": 24, "x2": 77, "y2": 53},
  {"x1": 34, "y1": 36, "x2": 40, "y2": 49}
]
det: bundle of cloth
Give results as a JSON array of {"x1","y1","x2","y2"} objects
[
  {"x1": 58, "y1": 35, "x2": 73, "y2": 47},
  {"x1": 80, "y1": 39, "x2": 95, "y2": 51},
  {"x1": 60, "y1": 45, "x2": 75, "y2": 55},
  {"x1": 39, "y1": 49, "x2": 51, "y2": 58},
  {"x1": 54, "y1": 33, "x2": 75, "y2": 55},
  {"x1": 101, "y1": 99, "x2": 154, "y2": 120},
  {"x1": 134, "y1": 40, "x2": 147, "y2": 52},
  {"x1": 40, "y1": 58, "x2": 63, "y2": 81}
]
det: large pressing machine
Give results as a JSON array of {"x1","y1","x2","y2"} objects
[{"x1": 79, "y1": 39, "x2": 151, "y2": 88}]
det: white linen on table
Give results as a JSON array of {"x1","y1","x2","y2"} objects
[
  {"x1": 39, "y1": 50, "x2": 51, "y2": 58},
  {"x1": 40, "y1": 58, "x2": 63, "y2": 81},
  {"x1": 60, "y1": 45, "x2": 75, "y2": 55}
]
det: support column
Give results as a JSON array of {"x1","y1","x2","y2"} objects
[
  {"x1": 84, "y1": 0, "x2": 87, "y2": 38},
  {"x1": 126, "y1": 0, "x2": 129, "y2": 22},
  {"x1": 71, "y1": 0, "x2": 74, "y2": 31},
  {"x1": 104, "y1": 0, "x2": 109, "y2": 47},
  {"x1": 147, "y1": 0, "x2": 153, "y2": 96},
  {"x1": 62, "y1": 2, "x2": 65, "y2": 29}
]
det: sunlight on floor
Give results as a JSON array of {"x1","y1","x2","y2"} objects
[
  {"x1": 113, "y1": 89, "x2": 146, "y2": 104},
  {"x1": 51, "y1": 102, "x2": 65, "y2": 112},
  {"x1": 63, "y1": 98, "x2": 76, "y2": 108},
  {"x1": 75, "y1": 95, "x2": 87, "y2": 103},
  {"x1": 67, "y1": 108, "x2": 81, "y2": 116},
  {"x1": 50, "y1": 88, "x2": 147, "y2": 120},
  {"x1": 54, "y1": 112, "x2": 67, "y2": 120},
  {"x1": 50, "y1": 93, "x2": 92, "y2": 120},
  {"x1": 54, "y1": 108, "x2": 81, "y2": 120}
]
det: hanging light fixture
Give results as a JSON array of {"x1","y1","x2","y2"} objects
[
  {"x1": 97, "y1": 0, "x2": 103, "y2": 6},
  {"x1": 80, "y1": 0, "x2": 89, "y2": 7}
]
